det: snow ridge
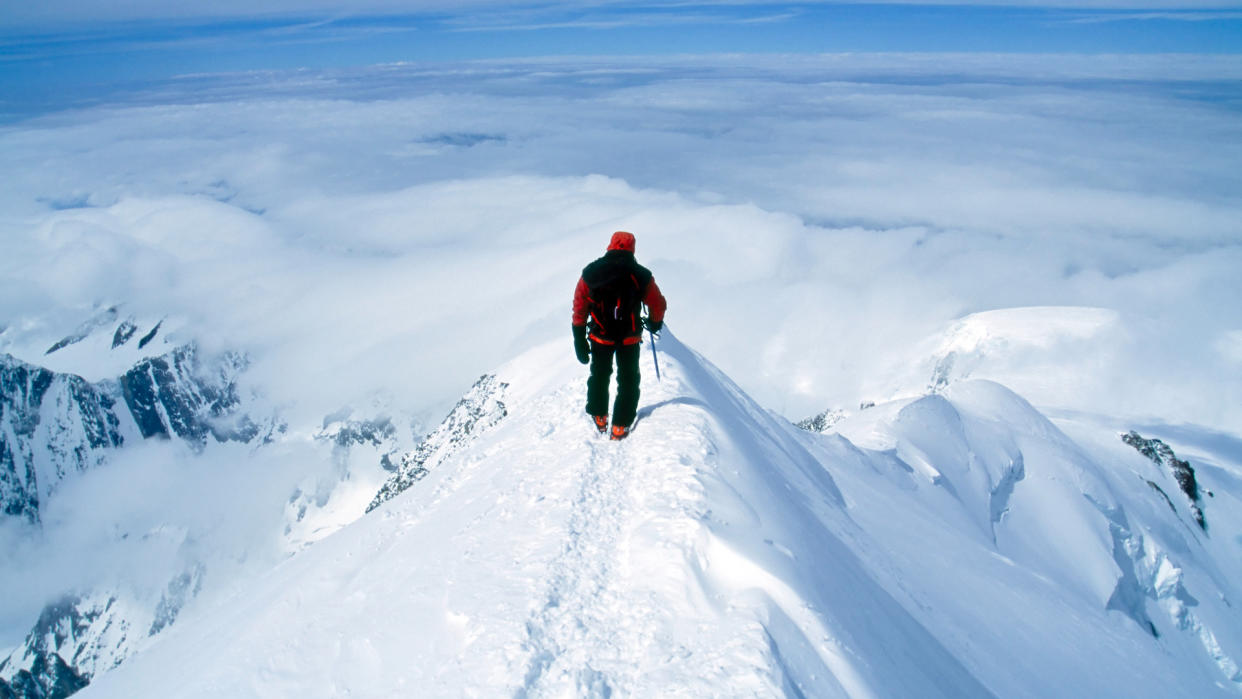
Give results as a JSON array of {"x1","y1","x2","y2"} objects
[
  {"x1": 366, "y1": 374, "x2": 508, "y2": 513},
  {"x1": 75, "y1": 332, "x2": 1242, "y2": 698}
]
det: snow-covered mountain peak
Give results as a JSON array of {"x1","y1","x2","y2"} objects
[
  {"x1": 939, "y1": 306, "x2": 1120, "y2": 355},
  {"x1": 76, "y1": 331, "x2": 1242, "y2": 698},
  {"x1": 1, "y1": 305, "x2": 183, "y2": 383},
  {"x1": 923, "y1": 305, "x2": 1122, "y2": 393},
  {"x1": 823, "y1": 305, "x2": 1126, "y2": 416}
]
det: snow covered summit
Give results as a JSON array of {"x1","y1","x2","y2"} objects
[{"x1": 80, "y1": 331, "x2": 1242, "y2": 698}]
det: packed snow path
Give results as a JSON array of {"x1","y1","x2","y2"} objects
[
  {"x1": 82, "y1": 331, "x2": 1242, "y2": 698},
  {"x1": 518, "y1": 420, "x2": 671, "y2": 695}
]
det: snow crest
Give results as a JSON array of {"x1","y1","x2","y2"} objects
[{"x1": 78, "y1": 332, "x2": 1242, "y2": 698}]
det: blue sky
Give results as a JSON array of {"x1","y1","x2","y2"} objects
[{"x1": 3, "y1": 2, "x2": 1241, "y2": 103}]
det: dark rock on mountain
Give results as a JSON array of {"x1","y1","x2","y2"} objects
[
  {"x1": 1, "y1": 355, "x2": 124, "y2": 523},
  {"x1": 1, "y1": 563, "x2": 207, "y2": 699},
  {"x1": 3, "y1": 344, "x2": 262, "y2": 525},
  {"x1": 110, "y1": 321, "x2": 138, "y2": 349},
  {"x1": 318, "y1": 411, "x2": 397, "y2": 450},
  {"x1": 0, "y1": 652, "x2": 86, "y2": 699},
  {"x1": 136, "y1": 321, "x2": 161, "y2": 350},
  {"x1": 796, "y1": 407, "x2": 847, "y2": 433},
  {"x1": 928, "y1": 351, "x2": 957, "y2": 393},
  {"x1": 44, "y1": 308, "x2": 119, "y2": 356},
  {"x1": 1123, "y1": 431, "x2": 1205, "y2": 530},
  {"x1": 118, "y1": 345, "x2": 257, "y2": 446},
  {"x1": 318, "y1": 412, "x2": 402, "y2": 473},
  {"x1": 135, "y1": 325, "x2": 160, "y2": 352},
  {"x1": 367, "y1": 374, "x2": 508, "y2": 513},
  {"x1": 149, "y1": 564, "x2": 205, "y2": 636},
  {"x1": 0, "y1": 598, "x2": 98, "y2": 699}
]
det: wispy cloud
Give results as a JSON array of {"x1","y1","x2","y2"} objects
[
  {"x1": 0, "y1": 15, "x2": 422, "y2": 61},
  {"x1": 442, "y1": 6, "x2": 800, "y2": 33},
  {"x1": 1062, "y1": 9, "x2": 1242, "y2": 21}
]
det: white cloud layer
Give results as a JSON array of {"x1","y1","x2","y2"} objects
[
  {"x1": 0, "y1": 438, "x2": 332, "y2": 642},
  {"x1": 3, "y1": 53, "x2": 1239, "y2": 428}
]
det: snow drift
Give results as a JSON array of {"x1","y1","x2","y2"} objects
[{"x1": 75, "y1": 330, "x2": 1242, "y2": 697}]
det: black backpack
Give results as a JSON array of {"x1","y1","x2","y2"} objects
[{"x1": 583, "y1": 255, "x2": 650, "y2": 343}]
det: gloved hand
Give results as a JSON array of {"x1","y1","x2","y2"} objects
[
  {"x1": 643, "y1": 318, "x2": 663, "y2": 334},
  {"x1": 572, "y1": 325, "x2": 590, "y2": 364}
]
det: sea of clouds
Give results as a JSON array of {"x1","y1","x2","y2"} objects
[
  {"x1": 3, "y1": 53, "x2": 1238, "y2": 425},
  {"x1": 1, "y1": 52, "x2": 1240, "y2": 646}
]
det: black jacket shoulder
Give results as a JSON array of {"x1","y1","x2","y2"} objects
[{"x1": 582, "y1": 250, "x2": 652, "y2": 290}]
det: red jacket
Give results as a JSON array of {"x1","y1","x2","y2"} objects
[{"x1": 573, "y1": 276, "x2": 666, "y2": 345}]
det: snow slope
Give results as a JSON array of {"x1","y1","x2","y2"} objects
[{"x1": 80, "y1": 331, "x2": 1242, "y2": 697}]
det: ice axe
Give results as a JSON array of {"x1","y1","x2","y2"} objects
[{"x1": 644, "y1": 316, "x2": 661, "y2": 382}]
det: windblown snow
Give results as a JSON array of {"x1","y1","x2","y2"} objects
[{"x1": 78, "y1": 330, "x2": 1242, "y2": 698}]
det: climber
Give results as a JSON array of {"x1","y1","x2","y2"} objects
[{"x1": 571, "y1": 231, "x2": 667, "y2": 440}]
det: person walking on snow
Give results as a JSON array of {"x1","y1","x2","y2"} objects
[{"x1": 572, "y1": 231, "x2": 667, "y2": 440}]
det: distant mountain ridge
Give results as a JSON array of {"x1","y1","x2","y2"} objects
[
  {"x1": 0, "y1": 354, "x2": 123, "y2": 523},
  {"x1": 0, "y1": 567, "x2": 203, "y2": 699},
  {"x1": 1, "y1": 331, "x2": 269, "y2": 699},
  {"x1": 1, "y1": 344, "x2": 259, "y2": 525}
]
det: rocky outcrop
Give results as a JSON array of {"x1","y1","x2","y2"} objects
[
  {"x1": 1122, "y1": 431, "x2": 1206, "y2": 530},
  {"x1": 367, "y1": 374, "x2": 508, "y2": 513},
  {"x1": 1, "y1": 356, "x2": 124, "y2": 523},
  {"x1": 0, "y1": 567, "x2": 206, "y2": 699},
  {"x1": 110, "y1": 320, "x2": 138, "y2": 350},
  {"x1": 1, "y1": 343, "x2": 264, "y2": 525},
  {"x1": 0, "y1": 653, "x2": 87, "y2": 699},
  {"x1": 795, "y1": 407, "x2": 847, "y2": 433},
  {"x1": 316, "y1": 411, "x2": 397, "y2": 451},
  {"x1": 44, "y1": 308, "x2": 119, "y2": 356},
  {"x1": 117, "y1": 344, "x2": 258, "y2": 447}
]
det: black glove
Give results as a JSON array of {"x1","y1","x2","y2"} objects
[
  {"x1": 643, "y1": 318, "x2": 663, "y2": 334},
  {"x1": 572, "y1": 325, "x2": 590, "y2": 364}
]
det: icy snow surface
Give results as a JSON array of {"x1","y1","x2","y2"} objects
[{"x1": 82, "y1": 331, "x2": 1242, "y2": 697}]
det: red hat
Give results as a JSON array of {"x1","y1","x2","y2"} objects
[{"x1": 607, "y1": 231, "x2": 636, "y2": 253}]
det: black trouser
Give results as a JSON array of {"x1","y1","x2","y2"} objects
[{"x1": 586, "y1": 340, "x2": 641, "y2": 427}]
